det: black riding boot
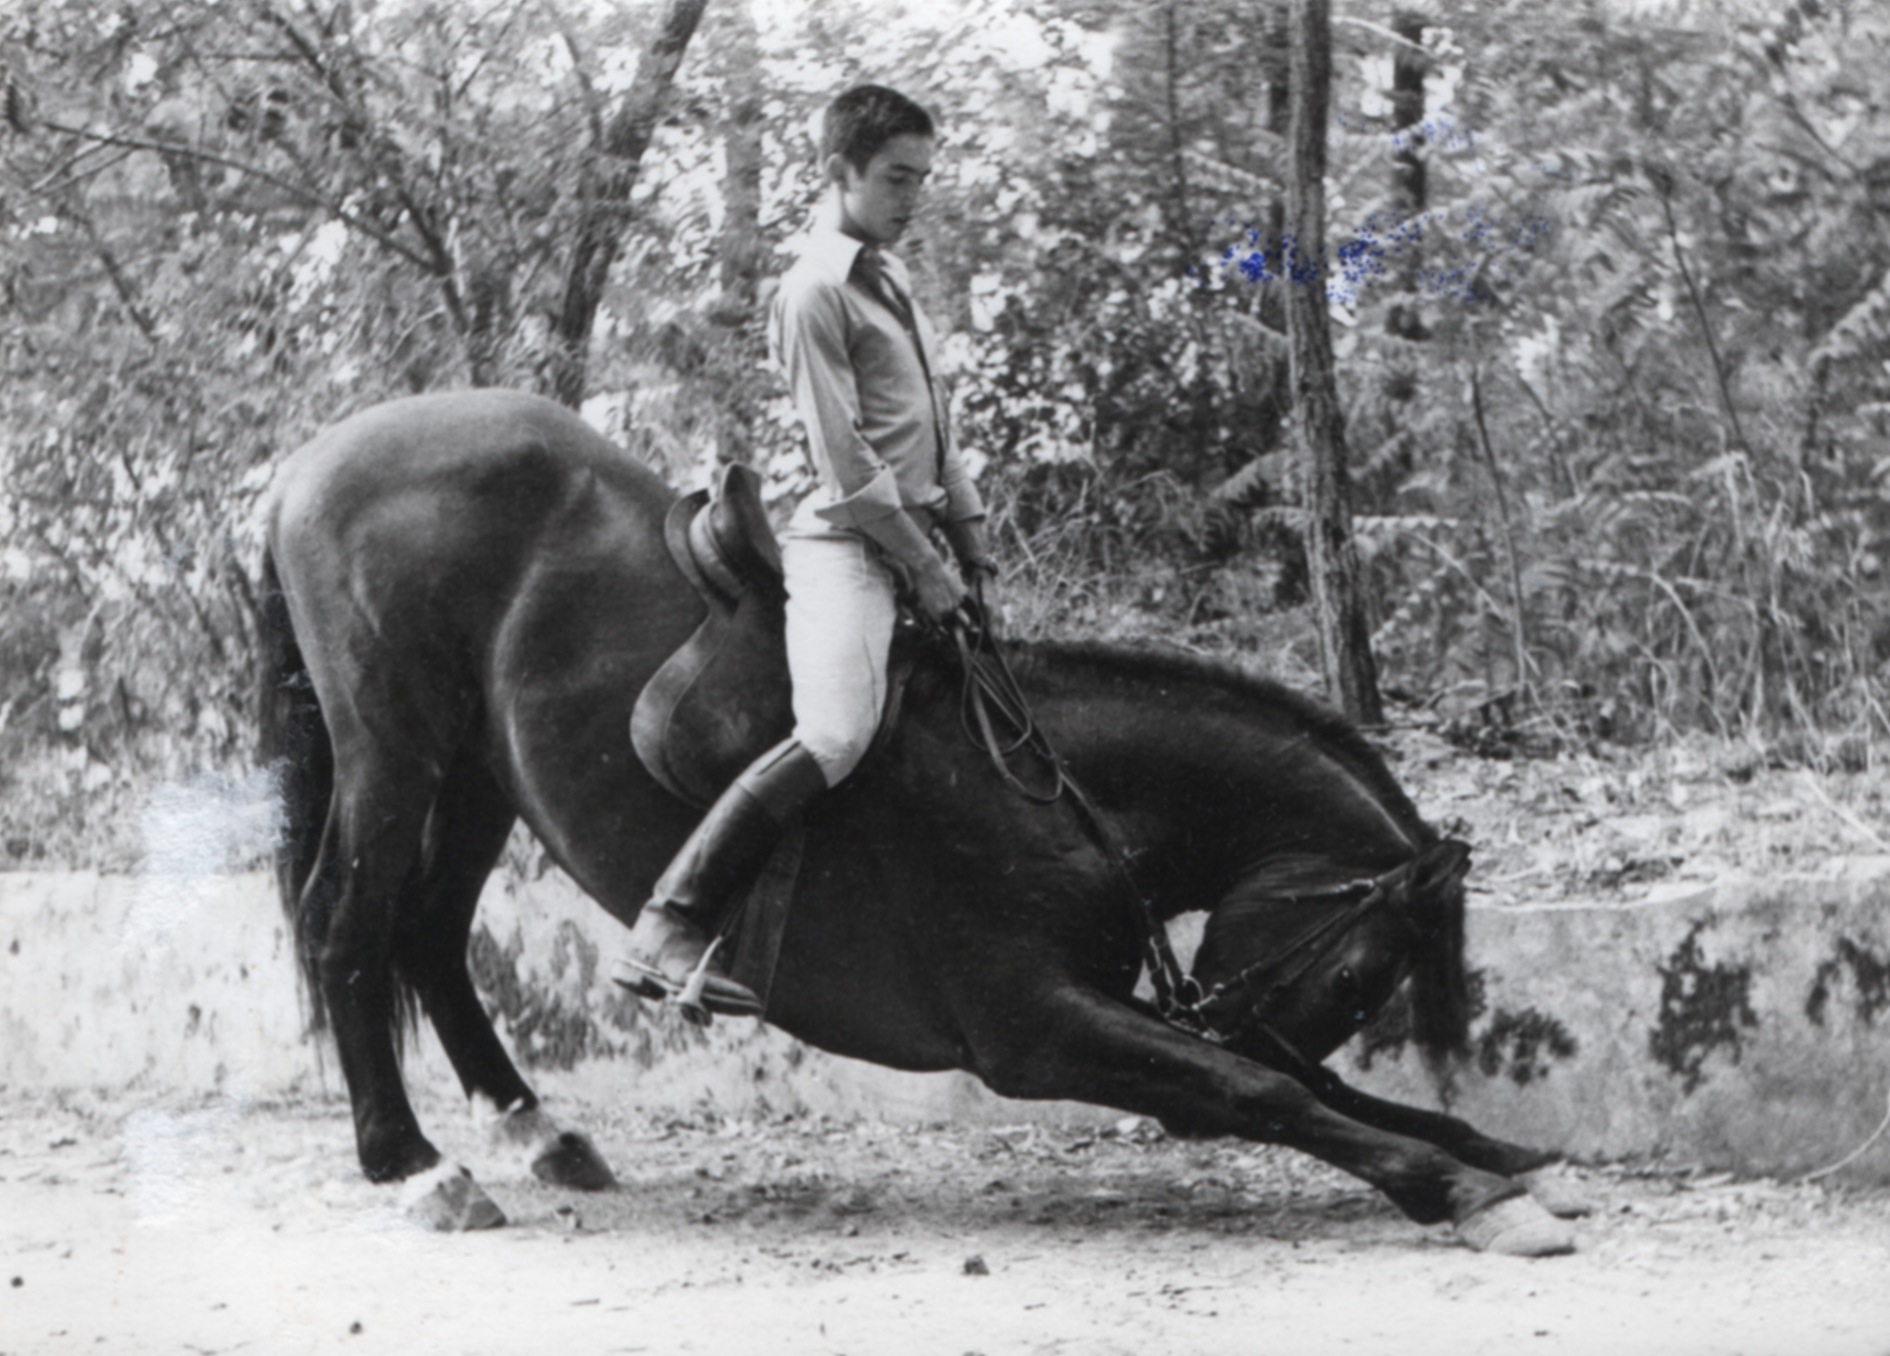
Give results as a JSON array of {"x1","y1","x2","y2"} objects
[{"x1": 615, "y1": 739, "x2": 827, "y2": 1020}]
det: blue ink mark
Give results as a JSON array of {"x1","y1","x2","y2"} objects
[{"x1": 1202, "y1": 205, "x2": 1552, "y2": 306}]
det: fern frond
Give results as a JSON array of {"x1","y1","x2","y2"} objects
[
  {"x1": 1810, "y1": 270, "x2": 1890, "y2": 374},
  {"x1": 1183, "y1": 144, "x2": 1282, "y2": 200}
]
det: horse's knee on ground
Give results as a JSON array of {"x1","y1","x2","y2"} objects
[{"x1": 481, "y1": 1100, "x2": 616, "y2": 1191}]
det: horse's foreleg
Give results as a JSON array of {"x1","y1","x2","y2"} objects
[
  {"x1": 1270, "y1": 1054, "x2": 1557, "y2": 1178},
  {"x1": 960, "y1": 983, "x2": 1573, "y2": 1255},
  {"x1": 475, "y1": 1099, "x2": 617, "y2": 1191},
  {"x1": 1224, "y1": 994, "x2": 1560, "y2": 1182},
  {"x1": 1243, "y1": 1042, "x2": 1589, "y2": 1218}
]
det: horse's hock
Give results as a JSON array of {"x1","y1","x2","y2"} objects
[{"x1": 3, "y1": 859, "x2": 1888, "y2": 1184}]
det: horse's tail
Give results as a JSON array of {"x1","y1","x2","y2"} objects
[
  {"x1": 1406, "y1": 837, "x2": 1474, "y2": 1065},
  {"x1": 258, "y1": 547, "x2": 335, "y2": 1034}
]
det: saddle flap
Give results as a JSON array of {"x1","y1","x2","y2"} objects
[{"x1": 631, "y1": 583, "x2": 794, "y2": 809}]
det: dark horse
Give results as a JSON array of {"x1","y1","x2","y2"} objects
[{"x1": 259, "y1": 390, "x2": 1574, "y2": 1253}]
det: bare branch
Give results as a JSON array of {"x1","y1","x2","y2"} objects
[
  {"x1": 537, "y1": 0, "x2": 607, "y2": 144},
  {"x1": 71, "y1": 211, "x2": 159, "y2": 343},
  {"x1": 39, "y1": 118, "x2": 437, "y2": 272}
]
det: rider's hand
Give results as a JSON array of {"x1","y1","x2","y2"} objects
[
  {"x1": 913, "y1": 558, "x2": 970, "y2": 627},
  {"x1": 965, "y1": 570, "x2": 1004, "y2": 636}
]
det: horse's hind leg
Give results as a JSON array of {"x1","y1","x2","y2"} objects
[
  {"x1": 392, "y1": 754, "x2": 615, "y2": 1191},
  {"x1": 303, "y1": 753, "x2": 504, "y2": 1226}
]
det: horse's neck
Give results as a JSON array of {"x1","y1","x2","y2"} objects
[{"x1": 1026, "y1": 659, "x2": 1426, "y2": 910}]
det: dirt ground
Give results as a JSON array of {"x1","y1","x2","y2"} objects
[{"x1": 3, "y1": 1088, "x2": 1887, "y2": 1356}]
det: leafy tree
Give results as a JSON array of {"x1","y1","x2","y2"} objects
[{"x1": 4, "y1": 0, "x2": 1888, "y2": 865}]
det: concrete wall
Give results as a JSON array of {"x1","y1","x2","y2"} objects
[
  {"x1": 1340, "y1": 861, "x2": 1890, "y2": 1184},
  {"x1": 2, "y1": 863, "x2": 1886, "y2": 1183}
]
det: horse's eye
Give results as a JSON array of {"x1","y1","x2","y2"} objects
[{"x1": 1339, "y1": 965, "x2": 1356, "y2": 990}]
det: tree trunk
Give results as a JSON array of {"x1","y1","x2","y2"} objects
[
  {"x1": 1256, "y1": 1, "x2": 1293, "y2": 434},
  {"x1": 1287, "y1": 0, "x2": 1383, "y2": 725},
  {"x1": 545, "y1": 0, "x2": 708, "y2": 409},
  {"x1": 1385, "y1": 10, "x2": 1428, "y2": 342},
  {"x1": 714, "y1": 0, "x2": 764, "y2": 464},
  {"x1": 1263, "y1": 1, "x2": 1291, "y2": 313}
]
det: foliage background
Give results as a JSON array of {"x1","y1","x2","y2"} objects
[{"x1": 3, "y1": 0, "x2": 1887, "y2": 867}]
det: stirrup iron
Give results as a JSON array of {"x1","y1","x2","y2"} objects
[{"x1": 676, "y1": 935, "x2": 726, "y2": 1027}]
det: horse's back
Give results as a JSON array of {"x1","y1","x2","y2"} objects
[
  {"x1": 271, "y1": 391, "x2": 669, "y2": 623},
  {"x1": 269, "y1": 390, "x2": 666, "y2": 561}
]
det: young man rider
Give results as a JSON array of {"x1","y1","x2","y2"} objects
[{"x1": 617, "y1": 85, "x2": 998, "y2": 1017}]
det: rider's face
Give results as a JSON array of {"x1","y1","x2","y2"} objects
[{"x1": 830, "y1": 133, "x2": 934, "y2": 247}]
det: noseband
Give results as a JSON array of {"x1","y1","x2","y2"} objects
[{"x1": 1193, "y1": 873, "x2": 1424, "y2": 1045}]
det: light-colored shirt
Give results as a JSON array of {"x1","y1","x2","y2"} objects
[{"x1": 768, "y1": 209, "x2": 985, "y2": 531}]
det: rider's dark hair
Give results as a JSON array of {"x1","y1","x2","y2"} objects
[{"x1": 822, "y1": 85, "x2": 935, "y2": 171}]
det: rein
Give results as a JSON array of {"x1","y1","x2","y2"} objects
[
  {"x1": 944, "y1": 599, "x2": 1416, "y2": 1053},
  {"x1": 945, "y1": 601, "x2": 1205, "y2": 1030}
]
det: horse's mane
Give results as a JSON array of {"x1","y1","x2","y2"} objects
[{"x1": 1006, "y1": 638, "x2": 1430, "y2": 835}]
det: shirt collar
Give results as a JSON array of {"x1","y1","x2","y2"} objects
[{"x1": 798, "y1": 198, "x2": 904, "y2": 287}]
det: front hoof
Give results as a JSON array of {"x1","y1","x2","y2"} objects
[
  {"x1": 1520, "y1": 1164, "x2": 1596, "y2": 1219},
  {"x1": 1456, "y1": 1194, "x2": 1575, "y2": 1256},
  {"x1": 401, "y1": 1163, "x2": 506, "y2": 1231},
  {"x1": 531, "y1": 1131, "x2": 617, "y2": 1192}
]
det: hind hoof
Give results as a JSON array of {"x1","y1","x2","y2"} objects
[
  {"x1": 1457, "y1": 1194, "x2": 1575, "y2": 1256},
  {"x1": 402, "y1": 1163, "x2": 506, "y2": 1231},
  {"x1": 531, "y1": 1131, "x2": 617, "y2": 1192}
]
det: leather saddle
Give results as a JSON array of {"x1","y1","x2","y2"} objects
[{"x1": 631, "y1": 463, "x2": 795, "y2": 808}]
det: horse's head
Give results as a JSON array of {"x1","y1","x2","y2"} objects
[
  {"x1": 997, "y1": 641, "x2": 1477, "y2": 1071},
  {"x1": 1190, "y1": 838, "x2": 1473, "y2": 1070}
]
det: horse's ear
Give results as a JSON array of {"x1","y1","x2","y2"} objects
[{"x1": 1410, "y1": 838, "x2": 1471, "y2": 899}]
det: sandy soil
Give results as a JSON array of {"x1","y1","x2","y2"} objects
[{"x1": 3, "y1": 1088, "x2": 1887, "y2": 1356}]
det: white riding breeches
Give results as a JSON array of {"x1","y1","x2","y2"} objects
[{"x1": 782, "y1": 523, "x2": 899, "y2": 788}]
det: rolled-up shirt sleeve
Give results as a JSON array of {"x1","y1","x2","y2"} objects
[
  {"x1": 771, "y1": 282, "x2": 904, "y2": 528},
  {"x1": 937, "y1": 422, "x2": 986, "y2": 523}
]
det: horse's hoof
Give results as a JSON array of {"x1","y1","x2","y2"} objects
[
  {"x1": 401, "y1": 1163, "x2": 507, "y2": 1231},
  {"x1": 531, "y1": 1130, "x2": 617, "y2": 1192},
  {"x1": 1456, "y1": 1194, "x2": 1575, "y2": 1256},
  {"x1": 1521, "y1": 1164, "x2": 1596, "y2": 1219},
  {"x1": 486, "y1": 1103, "x2": 618, "y2": 1191}
]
